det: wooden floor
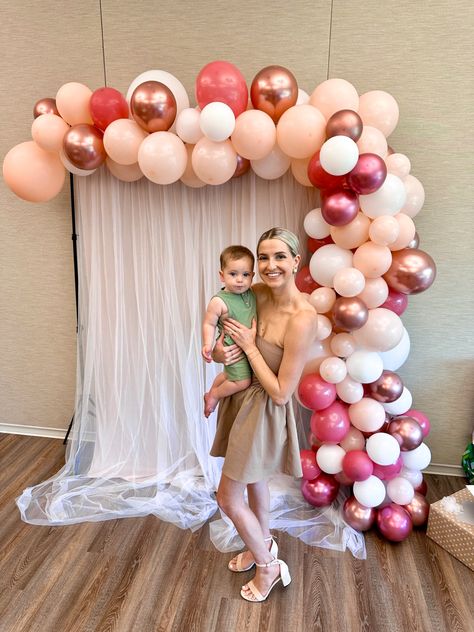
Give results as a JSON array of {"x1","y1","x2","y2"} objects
[{"x1": 0, "y1": 434, "x2": 473, "y2": 632}]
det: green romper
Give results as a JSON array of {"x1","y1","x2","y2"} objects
[{"x1": 215, "y1": 288, "x2": 257, "y2": 382}]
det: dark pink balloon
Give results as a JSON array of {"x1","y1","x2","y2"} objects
[
  {"x1": 298, "y1": 374, "x2": 336, "y2": 411},
  {"x1": 342, "y1": 450, "x2": 374, "y2": 481},
  {"x1": 321, "y1": 188, "x2": 359, "y2": 226},
  {"x1": 347, "y1": 153, "x2": 387, "y2": 194},
  {"x1": 343, "y1": 496, "x2": 376, "y2": 531},
  {"x1": 310, "y1": 401, "x2": 350, "y2": 443},
  {"x1": 404, "y1": 409, "x2": 431, "y2": 437},
  {"x1": 372, "y1": 456, "x2": 403, "y2": 481},
  {"x1": 300, "y1": 449, "x2": 321, "y2": 480},
  {"x1": 403, "y1": 492, "x2": 430, "y2": 527},
  {"x1": 301, "y1": 474, "x2": 340, "y2": 507},
  {"x1": 376, "y1": 503, "x2": 413, "y2": 542},
  {"x1": 381, "y1": 288, "x2": 408, "y2": 316},
  {"x1": 307, "y1": 235, "x2": 334, "y2": 253},
  {"x1": 196, "y1": 60, "x2": 248, "y2": 117}
]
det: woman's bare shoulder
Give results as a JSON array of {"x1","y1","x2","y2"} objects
[{"x1": 289, "y1": 298, "x2": 318, "y2": 333}]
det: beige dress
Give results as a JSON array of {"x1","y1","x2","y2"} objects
[{"x1": 210, "y1": 335, "x2": 303, "y2": 484}]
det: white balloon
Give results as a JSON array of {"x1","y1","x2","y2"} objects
[
  {"x1": 319, "y1": 135, "x2": 359, "y2": 176},
  {"x1": 316, "y1": 443, "x2": 346, "y2": 474},
  {"x1": 349, "y1": 397, "x2": 386, "y2": 432},
  {"x1": 379, "y1": 327, "x2": 410, "y2": 371},
  {"x1": 399, "y1": 467, "x2": 423, "y2": 488},
  {"x1": 331, "y1": 333, "x2": 357, "y2": 358},
  {"x1": 60, "y1": 151, "x2": 96, "y2": 176},
  {"x1": 353, "y1": 475, "x2": 386, "y2": 508},
  {"x1": 315, "y1": 315, "x2": 333, "y2": 341},
  {"x1": 304, "y1": 208, "x2": 331, "y2": 239},
  {"x1": 366, "y1": 433, "x2": 400, "y2": 465},
  {"x1": 319, "y1": 357, "x2": 347, "y2": 384},
  {"x1": 385, "y1": 153, "x2": 411, "y2": 178},
  {"x1": 346, "y1": 350, "x2": 383, "y2": 383},
  {"x1": 387, "y1": 477, "x2": 415, "y2": 505},
  {"x1": 336, "y1": 375, "x2": 364, "y2": 404},
  {"x1": 296, "y1": 88, "x2": 310, "y2": 105},
  {"x1": 251, "y1": 145, "x2": 290, "y2": 179},
  {"x1": 199, "y1": 102, "x2": 236, "y2": 142},
  {"x1": 382, "y1": 386, "x2": 412, "y2": 415},
  {"x1": 176, "y1": 108, "x2": 203, "y2": 144},
  {"x1": 400, "y1": 443, "x2": 431, "y2": 471},
  {"x1": 352, "y1": 308, "x2": 403, "y2": 352},
  {"x1": 359, "y1": 173, "x2": 407, "y2": 218},
  {"x1": 309, "y1": 244, "x2": 353, "y2": 288}
]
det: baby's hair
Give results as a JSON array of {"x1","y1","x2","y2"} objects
[
  {"x1": 257, "y1": 227, "x2": 300, "y2": 257},
  {"x1": 220, "y1": 245, "x2": 255, "y2": 270}
]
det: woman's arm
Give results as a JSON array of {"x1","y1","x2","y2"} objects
[{"x1": 224, "y1": 313, "x2": 317, "y2": 406}]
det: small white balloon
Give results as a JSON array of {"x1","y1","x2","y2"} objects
[
  {"x1": 336, "y1": 375, "x2": 364, "y2": 404},
  {"x1": 359, "y1": 173, "x2": 407, "y2": 218},
  {"x1": 366, "y1": 433, "x2": 400, "y2": 465},
  {"x1": 353, "y1": 475, "x2": 386, "y2": 508},
  {"x1": 319, "y1": 135, "x2": 359, "y2": 176},
  {"x1": 309, "y1": 244, "x2": 353, "y2": 288},
  {"x1": 400, "y1": 442, "x2": 431, "y2": 471},
  {"x1": 346, "y1": 350, "x2": 383, "y2": 383},
  {"x1": 316, "y1": 443, "x2": 346, "y2": 474},
  {"x1": 379, "y1": 327, "x2": 410, "y2": 371},
  {"x1": 382, "y1": 386, "x2": 412, "y2": 415},
  {"x1": 304, "y1": 208, "x2": 331, "y2": 239},
  {"x1": 176, "y1": 108, "x2": 203, "y2": 144},
  {"x1": 200, "y1": 102, "x2": 236, "y2": 142},
  {"x1": 319, "y1": 356, "x2": 347, "y2": 384},
  {"x1": 399, "y1": 467, "x2": 423, "y2": 488},
  {"x1": 387, "y1": 477, "x2": 415, "y2": 505}
]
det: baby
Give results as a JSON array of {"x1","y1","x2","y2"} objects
[{"x1": 202, "y1": 245, "x2": 257, "y2": 418}]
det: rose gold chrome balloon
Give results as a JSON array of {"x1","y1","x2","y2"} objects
[
  {"x1": 63, "y1": 124, "x2": 106, "y2": 170},
  {"x1": 368, "y1": 370, "x2": 404, "y2": 403},
  {"x1": 233, "y1": 154, "x2": 250, "y2": 178},
  {"x1": 250, "y1": 65, "x2": 298, "y2": 123},
  {"x1": 343, "y1": 496, "x2": 376, "y2": 531},
  {"x1": 130, "y1": 81, "x2": 177, "y2": 133},
  {"x1": 332, "y1": 297, "x2": 368, "y2": 331},
  {"x1": 388, "y1": 416, "x2": 423, "y2": 451},
  {"x1": 33, "y1": 97, "x2": 60, "y2": 118},
  {"x1": 403, "y1": 492, "x2": 430, "y2": 527},
  {"x1": 406, "y1": 232, "x2": 420, "y2": 249},
  {"x1": 326, "y1": 109, "x2": 363, "y2": 142},
  {"x1": 383, "y1": 248, "x2": 436, "y2": 295}
]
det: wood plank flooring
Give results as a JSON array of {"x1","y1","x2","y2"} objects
[{"x1": 0, "y1": 434, "x2": 473, "y2": 632}]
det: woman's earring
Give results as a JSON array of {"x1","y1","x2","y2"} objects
[{"x1": 293, "y1": 267, "x2": 298, "y2": 274}]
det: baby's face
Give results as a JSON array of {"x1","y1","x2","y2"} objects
[{"x1": 219, "y1": 257, "x2": 254, "y2": 294}]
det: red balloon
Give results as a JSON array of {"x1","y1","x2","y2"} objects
[
  {"x1": 347, "y1": 153, "x2": 387, "y2": 195},
  {"x1": 196, "y1": 60, "x2": 248, "y2": 117},
  {"x1": 300, "y1": 449, "x2": 321, "y2": 480},
  {"x1": 307, "y1": 151, "x2": 348, "y2": 190},
  {"x1": 342, "y1": 450, "x2": 374, "y2": 482},
  {"x1": 310, "y1": 401, "x2": 350, "y2": 444},
  {"x1": 298, "y1": 374, "x2": 336, "y2": 411},
  {"x1": 321, "y1": 188, "x2": 359, "y2": 226},
  {"x1": 380, "y1": 288, "x2": 408, "y2": 316},
  {"x1": 404, "y1": 409, "x2": 431, "y2": 437},
  {"x1": 90, "y1": 87, "x2": 129, "y2": 131},
  {"x1": 295, "y1": 265, "x2": 319, "y2": 293},
  {"x1": 301, "y1": 473, "x2": 340, "y2": 507},
  {"x1": 376, "y1": 503, "x2": 413, "y2": 542},
  {"x1": 308, "y1": 235, "x2": 333, "y2": 253}
]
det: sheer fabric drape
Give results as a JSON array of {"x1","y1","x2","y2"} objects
[{"x1": 16, "y1": 168, "x2": 365, "y2": 559}]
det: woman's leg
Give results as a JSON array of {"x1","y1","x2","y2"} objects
[{"x1": 248, "y1": 480, "x2": 271, "y2": 539}]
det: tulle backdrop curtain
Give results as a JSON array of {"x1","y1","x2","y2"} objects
[{"x1": 16, "y1": 168, "x2": 365, "y2": 558}]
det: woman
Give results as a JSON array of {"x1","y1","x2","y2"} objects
[{"x1": 210, "y1": 227, "x2": 318, "y2": 602}]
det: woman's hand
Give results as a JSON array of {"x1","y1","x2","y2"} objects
[
  {"x1": 212, "y1": 331, "x2": 244, "y2": 366},
  {"x1": 223, "y1": 318, "x2": 257, "y2": 353}
]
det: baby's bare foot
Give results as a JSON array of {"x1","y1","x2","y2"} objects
[{"x1": 203, "y1": 392, "x2": 218, "y2": 418}]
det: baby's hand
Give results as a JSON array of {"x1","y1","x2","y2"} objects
[{"x1": 201, "y1": 345, "x2": 213, "y2": 363}]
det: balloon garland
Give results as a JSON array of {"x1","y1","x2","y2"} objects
[{"x1": 2, "y1": 61, "x2": 436, "y2": 541}]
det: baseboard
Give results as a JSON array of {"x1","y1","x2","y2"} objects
[
  {"x1": 0, "y1": 423, "x2": 66, "y2": 440},
  {"x1": 425, "y1": 463, "x2": 465, "y2": 478}
]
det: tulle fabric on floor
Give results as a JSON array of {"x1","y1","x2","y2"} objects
[{"x1": 16, "y1": 168, "x2": 365, "y2": 559}]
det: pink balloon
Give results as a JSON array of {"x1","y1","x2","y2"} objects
[
  {"x1": 300, "y1": 449, "x2": 321, "y2": 480},
  {"x1": 357, "y1": 126, "x2": 388, "y2": 158},
  {"x1": 195, "y1": 60, "x2": 248, "y2": 117},
  {"x1": 276, "y1": 104, "x2": 326, "y2": 159},
  {"x1": 310, "y1": 401, "x2": 350, "y2": 443},
  {"x1": 404, "y1": 409, "x2": 431, "y2": 437},
  {"x1": 342, "y1": 450, "x2": 374, "y2": 481},
  {"x1": 321, "y1": 189, "x2": 359, "y2": 226},
  {"x1": 372, "y1": 456, "x2": 403, "y2": 481},
  {"x1": 380, "y1": 288, "x2": 408, "y2": 315},
  {"x1": 358, "y1": 91, "x2": 399, "y2": 137},
  {"x1": 376, "y1": 503, "x2": 412, "y2": 541},
  {"x1": 192, "y1": 138, "x2": 237, "y2": 185},
  {"x1": 309, "y1": 78, "x2": 359, "y2": 119},
  {"x1": 138, "y1": 131, "x2": 187, "y2": 184},
  {"x1": 56, "y1": 81, "x2": 93, "y2": 126},
  {"x1": 297, "y1": 374, "x2": 336, "y2": 411},
  {"x1": 105, "y1": 158, "x2": 143, "y2": 182},
  {"x1": 231, "y1": 109, "x2": 276, "y2": 160},
  {"x1": 347, "y1": 153, "x2": 387, "y2": 195},
  {"x1": 301, "y1": 473, "x2": 340, "y2": 507},
  {"x1": 31, "y1": 114, "x2": 70, "y2": 153},
  {"x1": 103, "y1": 119, "x2": 148, "y2": 166},
  {"x1": 3, "y1": 141, "x2": 66, "y2": 202}
]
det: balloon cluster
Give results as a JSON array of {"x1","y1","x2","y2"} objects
[{"x1": 296, "y1": 79, "x2": 435, "y2": 542}]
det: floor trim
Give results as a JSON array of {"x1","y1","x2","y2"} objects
[{"x1": 0, "y1": 423, "x2": 66, "y2": 440}]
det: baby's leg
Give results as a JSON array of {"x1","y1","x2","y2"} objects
[{"x1": 204, "y1": 376, "x2": 251, "y2": 418}]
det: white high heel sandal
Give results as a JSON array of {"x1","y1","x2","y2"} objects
[
  {"x1": 228, "y1": 536, "x2": 278, "y2": 572},
  {"x1": 240, "y1": 557, "x2": 292, "y2": 602}
]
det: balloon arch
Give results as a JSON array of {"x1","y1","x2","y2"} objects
[{"x1": 3, "y1": 61, "x2": 435, "y2": 541}]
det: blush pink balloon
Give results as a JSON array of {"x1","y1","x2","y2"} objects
[
  {"x1": 343, "y1": 496, "x2": 376, "y2": 531},
  {"x1": 192, "y1": 138, "x2": 237, "y2": 185},
  {"x1": 309, "y1": 78, "x2": 359, "y2": 119},
  {"x1": 301, "y1": 474, "x2": 340, "y2": 507},
  {"x1": 231, "y1": 109, "x2": 276, "y2": 160},
  {"x1": 404, "y1": 409, "x2": 431, "y2": 437},
  {"x1": 310, "y1": 401, "x2": 350, "y2": 443},
  {"x1": 103, "y1": 119, "x2": 148, "y2": 166},
  {"x1": 56, "y1": 81, "x2": 93, "y2": 126},
  {"x1": 347, "y1": 153, "x2": 387, "y2": 195},
  {"x1": 138, "y1": 131, "x2": 187, "y2": 184},
  {"x1": 339, "y1": 426, "x2": 366, "y2": 451},
  {"x1": 106, "y1": 158, "x2": 143, "y2": 182},
  {"x1": 297, "y1": 374, "x2": 336, "y2": 411},
  {"x1": 380, "y1": 288, "x2": 408, "y2": 315},
  {"x1": 342, "y1": 450, "x2": 374, "y2": 481},
  {"x1": 376, "y1": 503, "x2": 412, "y2": 542},
  {"x1": 300, "y1": 449, "x2": 321, "y2": 480},
  {"x1": 357, "y1": 125, "x2": 388, "y2": 158},
  {"x1": 358, "y1": 91, "x2": 399, "y2": 137},
  {"x1": 321, "y1": 189, "x2": 359, "y2": 226},
  {"x1": 277, "y1": 104, "x2": 326, "y2": 159},
  {"x1": 372, "y1": 456, "x2": 403, "y2": 481}
]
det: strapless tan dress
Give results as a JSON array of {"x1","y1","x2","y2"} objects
[{"x1": 210, "y1": 336, "x2": 303, "y2": 484}]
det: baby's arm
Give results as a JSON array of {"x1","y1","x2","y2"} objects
[{"x1": 202, "y1": 297, "x2": 227, "y2": 363}]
